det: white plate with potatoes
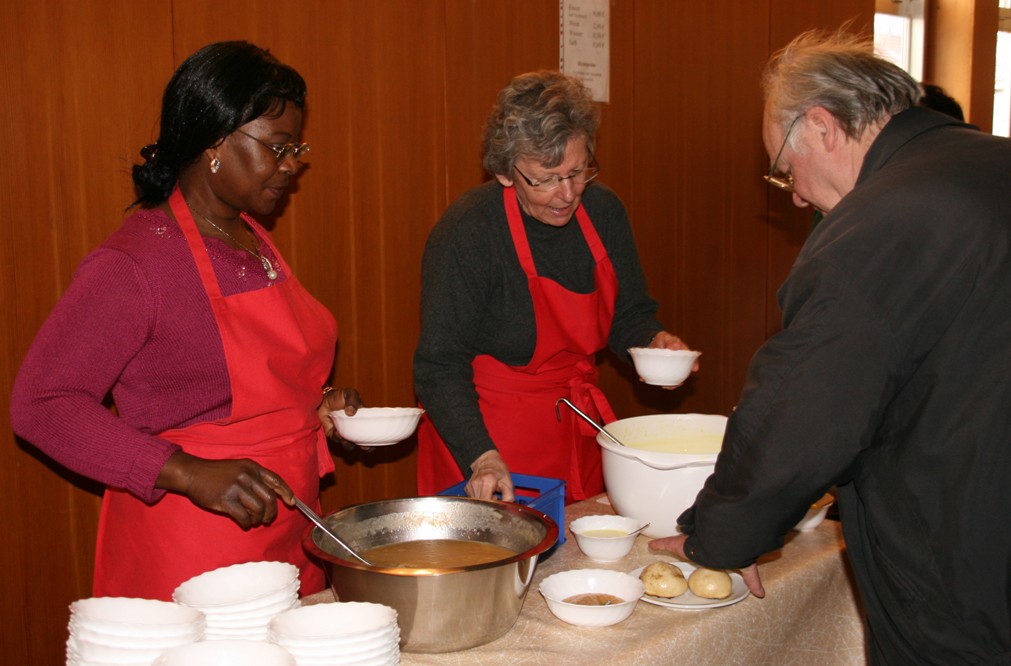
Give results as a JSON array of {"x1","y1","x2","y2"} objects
[{"x1": 629, "y1": 561, "x2": 749, "y2": 610}]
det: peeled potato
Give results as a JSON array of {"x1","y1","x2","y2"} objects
[
  {"x1": 639, "y1": 561, "x2": 688, "y2": 598},
  {"x1": 688, "y1": 567, "x2": 733, "y2": 599}
]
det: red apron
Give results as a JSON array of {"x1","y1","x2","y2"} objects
[
  {"x1": 417, "y1": 187, "x2": 618, "y2": 502},
  {"x1": 93, "y1": 188, "x2": 337, "y2": 601}
]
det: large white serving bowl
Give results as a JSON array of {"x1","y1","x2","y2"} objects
[
  {"x1": 329, "y1": 407, "x2": 424, "y2": 446},
  {"x1": 539, "y1": 569, "x2": 643, "y2": 627},
  {"x1": 598, "y1": 413, "x2": 726, "y2": 538},
  {"x1": 627, "y1": 348, "x2": 701, "y2": 386}
]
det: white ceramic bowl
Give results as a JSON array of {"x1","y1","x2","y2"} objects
[
  {"x1": 268, "y1": 602, "x2": 398, "y2": 639},
  {"x1": 793, "y1": 494, "x2": 835, "y2": 531},
  {"x1": 598, "y1": 413, "x2": 726, "y2": 538},
  {"x1": 153, "y1": 639, "x2": 295, "y2": 665},
  {"x1": 66, "y1": 635, "x2": 169, "y2": 663},
  {"x1": 569, "y1": 515, "x2": 645, "y2": 563},
  {"x1": 329, "y1": 407, "x2": 424, "y2": 446},
  {"x1": 69, "y1": 598, "x2": 206, "y2": 639},
  {"x1": 627, "y1": 348, "x2": 701, "y2": 386},
  {"x1": 173, "y1": 561, "x2": 299, "y2": 609},
  {"x1": 539, "y1": 569, "x2": 643, "y2": 627}
]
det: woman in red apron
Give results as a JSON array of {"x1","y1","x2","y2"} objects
[
  {"x1": 415, "y1": 71, "x2": 692, "y2": 504},
  {"x1": 11, "y1": 42, "x2": 360, "y2": 601},
  {"x1": 92, "y1": 187, "x2": 339, "y2": 600}
]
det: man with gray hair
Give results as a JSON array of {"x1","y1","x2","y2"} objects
[{"x1": 652, "y1": 30, "x2": 1011, "y2": 663}]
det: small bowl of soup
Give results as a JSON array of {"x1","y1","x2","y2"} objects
[
  {"x1": 539, "y1": 569, "x2": 643, "y2": 627},
  {"x1": 569, "y1": 515, "x2": 646, "y2": 563}
]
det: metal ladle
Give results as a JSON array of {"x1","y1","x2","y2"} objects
[
  {"x1": 292, "y1": 497, "x2": 374, "y2": 566},
  {"x1": 555, "y1": 398, "x2": 626, "y2": 448}
]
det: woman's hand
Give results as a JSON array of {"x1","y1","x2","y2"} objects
[
  {"x1": 466, "y1": 450, "x2": 514, "y2": 502},
  {"x1": 648, "y1": 533, "x2": 765, "y2": 598},
  {"x1": 317, "y1": 386, "x2": 364, "y2": 445},
  {"x1": 648, "y1": 330, "x2": 700, "y2": 388},
  {"x1": 156, "y1": 450, "x2": 295, "y2": 530}
]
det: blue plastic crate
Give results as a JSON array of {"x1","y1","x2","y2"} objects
[{"x1": 438, "y1": 474, "x2": 566, "y2": 545}]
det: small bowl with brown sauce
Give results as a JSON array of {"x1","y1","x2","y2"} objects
[{"x1": 539, "y1": 568, "x2": 644, "y2": 627}]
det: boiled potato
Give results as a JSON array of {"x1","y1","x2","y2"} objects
[
  {"x1": 639, "y1": 561, "x2": 688, "y2": 598},
  {"x1": 688, "y1": 567, "x2": 733, "y2": 599}
]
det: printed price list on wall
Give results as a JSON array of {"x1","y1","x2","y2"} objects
[{"x1": 560, "y1": 0, "x2": 609, "y2": 103}]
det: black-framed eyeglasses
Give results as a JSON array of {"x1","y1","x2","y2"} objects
[
  {"x1": 763, "y1": 115, "x2": 801, "y2": 193},
  {"x1": 513, "y1": 156, "x2": 599, "y2": 192},
  {"x1": 236, "y1": 129, "x2": 310, "y2": 163}
]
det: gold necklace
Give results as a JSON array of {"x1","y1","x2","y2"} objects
[{"x1": 196, "y1": 212, "x2": 278, "y2": 281}]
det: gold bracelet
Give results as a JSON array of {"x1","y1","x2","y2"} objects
[{"x1": 322, "y1": 386, "x2": 336, "y2": 396}]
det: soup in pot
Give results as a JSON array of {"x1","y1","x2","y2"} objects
[{"x1": 362, "y1": 539, "x2": 517, "y2": 568}]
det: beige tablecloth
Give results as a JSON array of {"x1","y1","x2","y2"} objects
[{"x1": 306, "y1": 495, "x2": 868, "y2": 665}]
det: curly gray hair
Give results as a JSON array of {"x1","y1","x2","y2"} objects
[
  {"x1": 482, "y1": 70, "x2": 600, "y2": 177},
  {"x1": 763, "y1": 29, "x2": 921, "y2": 141}
]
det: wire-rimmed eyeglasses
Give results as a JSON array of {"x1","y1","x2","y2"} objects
[
  {"x1": 237, "y1": 129, "x2": 310, "y2": 163},
  {"x1": 513, "y1": 157, "x2": 600, "y2": 192},
  {"x1": 763, "y1": 115, "x2": 801, "y2": 193}
]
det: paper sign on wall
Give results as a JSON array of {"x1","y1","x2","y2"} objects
[{"x1": 560, "y1": 0, "x2": 610, "y2": 103}]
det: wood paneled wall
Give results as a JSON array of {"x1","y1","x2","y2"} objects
[{"x1": 1, "y1": 1, "x2": 871, "y2": 661}]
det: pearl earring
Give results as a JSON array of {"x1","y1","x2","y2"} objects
[{"x1": 210, "y1": 157, "x2": 221, "y2": 174}]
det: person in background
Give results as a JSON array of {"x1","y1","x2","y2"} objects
[
  {"x1": 919, "y1": 82, "x2": 965, "y2": 121},
  {"x1": 414, "y1": 71, "x2": 693, "y2": 504},
  {"x1": 651, "y1": 30, "x2": 1011, "y2": 663},
  {"x1": 10, "y1": 41, "x2": 362, "y2": 600}
]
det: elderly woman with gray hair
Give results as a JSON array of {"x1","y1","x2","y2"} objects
[{"x1": 414, "y1": 70, "x2": 691, "y2": 504}]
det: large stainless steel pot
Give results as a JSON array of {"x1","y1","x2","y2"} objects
[{"x1": 302, "y1": 496, "x2": 557, "y2": 653}]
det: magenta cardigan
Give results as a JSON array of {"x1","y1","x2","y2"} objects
[{"x1": 10, "y1": 207, "x2": 285, "y2": 503}]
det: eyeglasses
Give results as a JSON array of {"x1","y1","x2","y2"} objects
[
  {"x1": 236, "y1": 129, "x2": 310, "y2": 163},
  {"x1": 513, "y1": 157, "x2": 599, "y2": 192},
  {"x1": 763, "y1": 115, "x2": 801, "y2": 193}
]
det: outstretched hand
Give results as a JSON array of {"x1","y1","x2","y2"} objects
[
  {"x1": 648, "y1": 533, "x2": 765, "y2": 598},
  {"x1": 157, "y1": 450, "x2": 296, "y2": 530}
]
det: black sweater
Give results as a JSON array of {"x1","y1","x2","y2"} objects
[{"x1": 414, "y1": 181, "x2": 663, "y2": 471}]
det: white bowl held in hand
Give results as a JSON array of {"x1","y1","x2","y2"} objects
[
  {"x1": 569, "y1": 515, "x2": 646, "y2": 563},
  {"x1": 329, "y1": 407, "x2": 424, "y2": 446},
  {"x1": 539, "y1": 569, "x2": 644, "y2": 627},
  {"x1": 628, "y1": 348, "x2": 701, "y2": 386}
]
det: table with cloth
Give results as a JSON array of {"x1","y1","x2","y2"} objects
[{"x1": 305, "y1": 494, "x2": 868, "y2": 665}]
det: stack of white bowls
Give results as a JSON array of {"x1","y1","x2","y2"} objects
[
  {"x1": 267, "y1": 602, "x2": 400, "y2": 665},
  {"x1": 172, "y1": 561, "x2": 300, "y2": 641},
  {"x1": 66, "y1": 597, "x2": 205, "y2": 666}
]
